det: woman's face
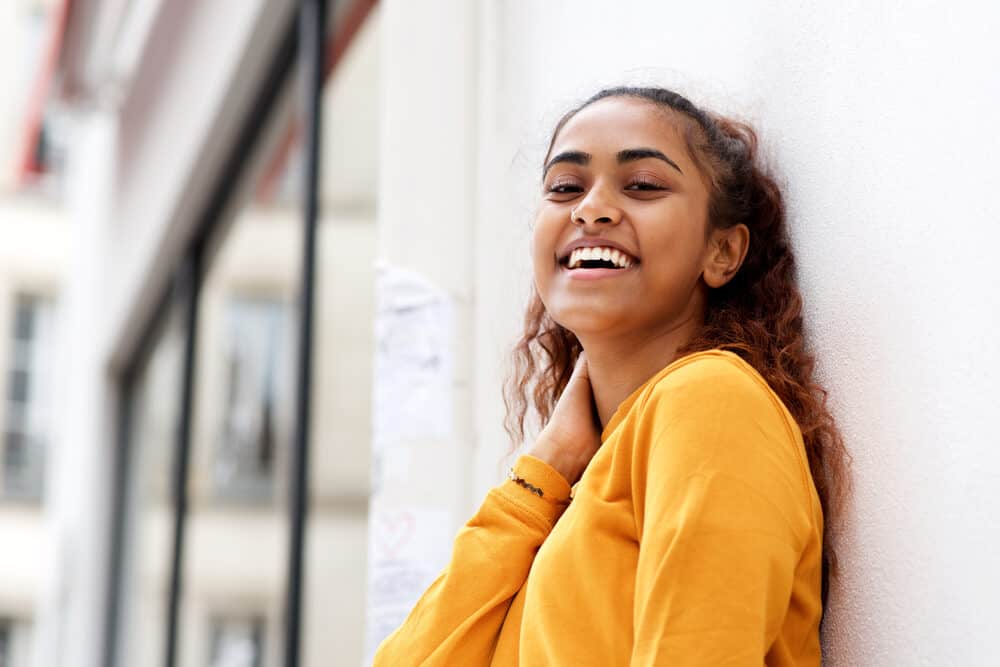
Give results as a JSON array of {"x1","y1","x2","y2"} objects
[{"x1": 532, "y1": 96, "x2": 714, "y2": 341}]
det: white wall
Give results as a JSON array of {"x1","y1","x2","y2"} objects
[
  {"x1": 375, "y1": 0, "x2": 478, "y2": 515},
  {"x1": 460, "y1": 1, "x2": 999, "y2": 664}
]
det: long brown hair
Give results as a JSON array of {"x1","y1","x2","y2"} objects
[{"x1": 503, "y1": 86, "x2": 853, "y2": 618}]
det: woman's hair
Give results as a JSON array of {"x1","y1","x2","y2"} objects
[{"x1": 503, "y1": 85, "x2": 853, "y2": 618}]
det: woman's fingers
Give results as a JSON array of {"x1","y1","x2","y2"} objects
[
  {"x1": 530, "y1": 350, "x2": 600, "y2": 484},
  {"x1": 565, "y1": 352, "x2": 590, "y2": 393}
]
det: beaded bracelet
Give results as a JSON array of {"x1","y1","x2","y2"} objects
[{"x1": 507, "y1": 468, "x2": 571, "y2": 504}]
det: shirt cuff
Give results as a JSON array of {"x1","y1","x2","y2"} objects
[
  {"x1": 515, "y1": 454, "x2": 572, "y2": 499},
  {"x1": 495, "y1": 454, "x2": 573, "y2": 527}
]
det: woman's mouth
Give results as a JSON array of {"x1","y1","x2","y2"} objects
[
  {"x1": 558, "y1": 246, "x2": 638, "y2": 280},
  {"x1": 563, "y1": 246, "x2": 634, "y2": 270}
]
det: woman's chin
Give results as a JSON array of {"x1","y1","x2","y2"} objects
[{"x1": 550, "y1": 306, "x2": 630, "y2": 338}]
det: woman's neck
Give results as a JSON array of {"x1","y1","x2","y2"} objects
[{"x1": 580, "y1": 314, "x2": 702, "y2": 430}]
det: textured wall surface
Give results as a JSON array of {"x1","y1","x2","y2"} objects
[{"x1": 471, "y1": 2, "x2": 1000, "y2": 664}]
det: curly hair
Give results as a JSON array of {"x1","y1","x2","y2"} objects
[{"x1": 503, "y1": 86, "x2": 853, "y2": 619}]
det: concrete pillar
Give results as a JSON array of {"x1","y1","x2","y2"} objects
[
  {"x1": 364, "y1": 0, "x2": 479, "y2": 658},
  {"x1": 33, "y1": 110, "x2": 117, "y2": 667}
]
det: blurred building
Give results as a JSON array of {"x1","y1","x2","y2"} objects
[
  {"x1": 51, "y1": 1, "x2": 382, "y2": 665},
  {"x1": 4, "y1": 0, "x2": 381, "y2": 666},
  {"x1": 0, "y1": 1, "x2": 70, "y2": 663}
]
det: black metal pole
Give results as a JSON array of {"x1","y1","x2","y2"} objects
[
  {"x1": 164, "y1": 252, "x2": 201, "y2": 667},
  {"x1": 101, "y1": 381, "x2": 132, "y2": 667},
  {"x1": 285, "y1": 1, "x2": 327, "y2": 665}
]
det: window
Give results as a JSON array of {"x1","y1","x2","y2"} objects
[
  {"x1": 179, "y1": 202, "x2": 298, "y2": 666},
  {"x1": 208, "y1": 617, "x2": 265, "y2": 667},
  {"x1": 107, "y1": 3, "x2": 380, "y2": 664},
  {"x1": 2, "y1": 294, "x2": 54, "y2": 500},
  {"x1": 215, "y1": 296, "x2": 291, "y2": 501},
  {"x1": 110, "y1": 296, "x2": 185, "y2": 667}
]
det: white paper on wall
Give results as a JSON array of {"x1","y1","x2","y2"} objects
[
  {"x1": 371, "y1": 260, "x2": 454, "y2": 462},
  {"x1": 365, "y1": 261, "x2": 457, "y2": 663},
  {"x1": 363, "y1": 506, "x2": 454, "y2": 664}
]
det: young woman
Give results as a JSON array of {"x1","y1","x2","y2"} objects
[{"x1": 373, "y1": 86, "x2": 851, "y2": 666}]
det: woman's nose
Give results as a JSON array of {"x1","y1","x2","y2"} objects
[{"x1": 571, "y1": 186, "x2": 622, "y2": 227}]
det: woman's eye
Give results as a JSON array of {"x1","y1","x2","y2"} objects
[
  {"x1": 625, "y1": 180, "x2": 667, "y2": 191},
  {"x1": 547, "y1": 183, "x2": 583, "y2": 194}
]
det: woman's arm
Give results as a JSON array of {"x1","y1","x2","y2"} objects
[
  {"x1": 629, "y1": 357, "x2": 815, "y2": 666},
  {"x1": 372, "y1": 453, "x2": 571, "y2": 666},
  {"x1": 374, "y1": 353, "x2": 600, "y2": 665}
]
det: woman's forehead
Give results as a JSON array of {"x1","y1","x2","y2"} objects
[{"x1": 552, "y1": 97, "x2": 689, "y2": 157}]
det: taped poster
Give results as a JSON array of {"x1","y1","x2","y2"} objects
[{"x1": 370, "y1": 261, "x2": 454, "y2": 489}]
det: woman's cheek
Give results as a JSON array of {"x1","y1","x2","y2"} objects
[
  {"x1": 531, "y1": 243, "x2": 553, "y2": 298},
  {"x1": 531, "y1": 219, "x2": 559, "y2": 274}
]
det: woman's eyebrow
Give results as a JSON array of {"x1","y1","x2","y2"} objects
[
  {"x1": 543, "y1": 148, "x2": 684, "y2": 178},
  {"x1": 543, "y1": 150, "x2": 591, "y2": 178},
  {"x1": 617, "y1": 147, "x2": 683, "y2": 175}
]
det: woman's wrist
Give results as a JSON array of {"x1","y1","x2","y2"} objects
[{"x1": 524, "y1": 433, "x2": 589, "y2": 485}]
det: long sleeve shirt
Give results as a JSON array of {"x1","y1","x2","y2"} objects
[{"x1": 372, "y1": 348, "x2": 825, "y2": 666}]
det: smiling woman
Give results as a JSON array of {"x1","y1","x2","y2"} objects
[{"x1": 372, "y1": 86, "x2": 852, "y2": 666}]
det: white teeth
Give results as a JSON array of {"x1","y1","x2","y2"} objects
[{"x1": 565, "y1": 246, "x2": 635, "y2": 270}]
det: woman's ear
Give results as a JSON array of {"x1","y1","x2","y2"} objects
[{"x1": 702, "y1": 224, "x2": 749, "y2": 288}]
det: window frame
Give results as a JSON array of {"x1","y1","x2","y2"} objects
[{"x1": 101, "y1": 5, "x2": 311, "y2": 667}]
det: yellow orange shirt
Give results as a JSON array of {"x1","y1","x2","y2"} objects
[{"x1": 373, "y1": 348, "x2": 824, "y2": 665}]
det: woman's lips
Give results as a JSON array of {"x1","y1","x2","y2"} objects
[{"x1": 560, "y1": 264, "x2": 636, "y2": 281}]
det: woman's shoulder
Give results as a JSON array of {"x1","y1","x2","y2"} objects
[
  {"x1": 645, "y1": 348, "x2": 776, "y2": 403},
  {"x1": 634, "y1": 348, "x2": 801, "y2": 444},
  {"x1": 629, "y1": 349, "x2": 822, "y2": 558},
  {"x1": 630, "y1": 348, "x2": 814, "y2": 498}
]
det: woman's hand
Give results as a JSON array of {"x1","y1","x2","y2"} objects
[{"x1": 525, "y1": 351, "x2": 602, "y2": 485}]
